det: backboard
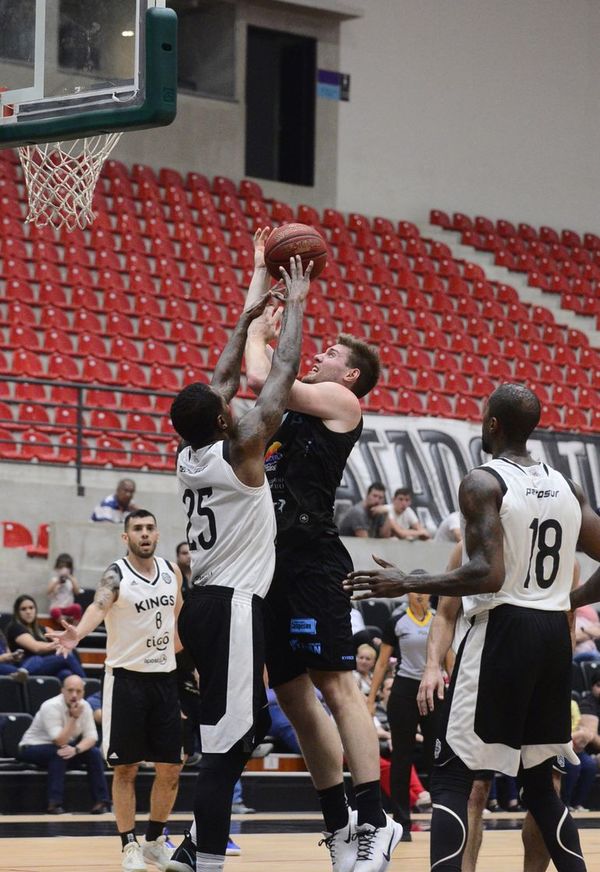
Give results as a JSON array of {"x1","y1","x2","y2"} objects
[{"x1": 0, "y1": 0, "x2": 177, "y2": 146}]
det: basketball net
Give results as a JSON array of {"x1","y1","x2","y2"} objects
[{"x1": 18, "y1": 133, "x2": 122, "y2": 230}]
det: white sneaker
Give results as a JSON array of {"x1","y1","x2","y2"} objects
[
  {"x1": 354, "y1": 816, "x2": 403, "y2": 872},
  {"x1": 318, "y1": 809, "x2": 358, "y2": 872},
  {"x1": 122, "y1": 842, "x2": 148, "y2": 872},
  {"x1": 143, "y1": 835, "x2": 173, "y2": 871}
]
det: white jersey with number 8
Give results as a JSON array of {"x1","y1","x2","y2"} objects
[
  {"x1": 177, "y1": 442, "x2": 277, "y2": 598},
  {"x1": 462, "y1": 458, "x2": 581, "y2": 619}
]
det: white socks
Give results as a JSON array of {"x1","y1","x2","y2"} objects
[{"x1": 196, "y1": 853, "x2": 225, "y2": 872}]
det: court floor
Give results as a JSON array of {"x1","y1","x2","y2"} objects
[{"x1": 2, "y1": 812, "x2": 600, "y2": 871}]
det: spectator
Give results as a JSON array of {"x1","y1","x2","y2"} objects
[
  {"x1": 366, "y1": 588, "x2": 437, "y2": 841},
  {"x1": 387, "y1": 488, "x2": 431, "y2": 540},
  {"x1": 175, "y1": 541, "x2": 192, "y2": 596},
  {"x1": 266, "y1": 687, "x2": 302, "y2": 754},
  {"x1": 47, "y1": 553, "x2": 82, "y2": 626},
  {"x1": 578, "y1": 672, "x2": 600, "y2": 755},
  {"x1": 87, "y1": 689, "x2": 103, "y2": 727},
  {"x1": 16, "y1": 675, "x2": 110, "y2": 814},
  {"x1": 564, "y1": 696, "x2": 598, "y2": 812},
  {"x1": 0, "y1": 629, "x2": 27, "y2": 681},
  {"x1": 5, "y1": 595, "x2": 85, "y2": 681},
  {"x1": 90, "y1": 478, "x2": 137, "y2": 523},
  {"x1": 433, "y1": 510, "x2": 462, "y2": 543},
  {"x1": 338, "y1": 481, "x2": 392, "y2": 538},
  {"x1": 353, "y1": 642, "x2": 377, "y2": 696},
  {"x1": 573, "y1": 608, "x2": 600, "y2": 662}
]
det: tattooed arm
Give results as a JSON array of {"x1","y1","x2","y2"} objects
[{"x1": 46, "y1": 564, "x2": 121, "y2": 655}]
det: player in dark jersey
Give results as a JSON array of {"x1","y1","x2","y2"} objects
[{"x1": 244, "y1": 229, "x2": 402, "y2": 872}]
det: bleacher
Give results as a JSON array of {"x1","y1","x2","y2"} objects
[{"x1": 1, "y1": 151, "x2": 600, "y2": 472}]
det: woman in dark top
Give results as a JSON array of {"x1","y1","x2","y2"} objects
[{"x1": 6, "y1": 595, "x2": 85, "y2": 680}]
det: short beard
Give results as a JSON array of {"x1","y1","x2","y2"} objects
[{"x1": 128, "y1": 541, "x2": 157, "y2": 559}]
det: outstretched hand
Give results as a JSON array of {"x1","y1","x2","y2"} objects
[
  {"x1": 343, "y1": 554, "x2": 409, "y2": 600},
  {"x1": 279, "y1": 255, "x2": 313, "y2": 303},
  {"x1": 45, "y1": 620, "x2": 79, "y2": 657},
  {"x1": 253, "y1": 227, "x2": 271, "y2": 269},
  {"x1": 417, "y1": 666, "x2": 446, "y2": 717}
]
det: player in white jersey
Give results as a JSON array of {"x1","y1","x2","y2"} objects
[
  {"x1": 165, "y1": 256, "x2": 309, "y2": 872},
  {"x1": 345, "y1": 384, "x2": 600, "y2": 872},
  {"x1": 48, "y1": 510, "x2": 184, "y2": 872}
]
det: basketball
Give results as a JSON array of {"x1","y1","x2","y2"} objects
[{"x1": 264, "y1": 223, "x2": 327, "y2": 281}]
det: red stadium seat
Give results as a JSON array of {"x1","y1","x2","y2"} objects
[
  {"x1": 563, "y1": 407, "x2": 588, "y2": 432},
  {"x1": 454, "y1": 396, "x2": 481, "y2": 420},
  {"x1": 426, "y1": 392, "x2": 453, "y2": 417},
  {"x1": 81, "y1": 357, "x2": 115, "y2": 385},
  {"x1": 2, "y1": 521, "x2": 34, "y2": 548},
  {"x1": 13, "y1": 350, "x2": 44, "y2": 377},
  {"x1": 398, "y1": 389, "x2": 424, "y2": 415},
  {"x1": 539, "y1": 404, "x2": 562, "y2": 430},
  {"x1": 47, "y1": 354, "x2": 80, "y2": 381},
  {"x1": 9, "y1": 326, "x2": 40, "y2": 351}
]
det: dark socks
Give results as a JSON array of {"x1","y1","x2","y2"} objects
[
  {"x1": 145, "y1": 820, "x2": 166, "y2": 843},
  {"x1": 317, "y1": 782, "x2": 349, "y2": 833},
  {"x1": 354, "y1": 779, "x2": 386, "y2": 828},
  {"x1": 120, "y1": 830, "x2": 137, "y2": 849}
]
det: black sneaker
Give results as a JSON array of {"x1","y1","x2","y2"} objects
[{"x1": 164, "y1": 830, "x2": 195, "y2": 872}]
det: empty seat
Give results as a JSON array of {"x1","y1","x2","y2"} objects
[
  {"x1": 0, "y1": 677, "x2": 25, "y2": 712},
  {"x1": 2, "y1": 521, "x2": 33, "y2": 548},
  {"x1": 0, "y1": 713, "x2": 33, "y2": 758},
  {"x1": 25, "y1": 676, "x2": 62, "y2": 715}
]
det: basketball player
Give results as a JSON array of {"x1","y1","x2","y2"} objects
[
  {"x1": 345, "y1": 384, "x2": 600, "y2": 872},
  {"x1": 418, "y1": 543, "x2": 567, "y2": 872},
  {"x1": 244, "y1": 229, "x2": 402, "y2": 872},
  {"x1": 165, "y1": 257, "x2": 310, "y2": 872},
  {"x1": 47, "y1": 510, "x2": 184, "y2": 872}
]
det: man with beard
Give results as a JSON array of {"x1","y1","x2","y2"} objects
[
  {"x1": 244, "y1": 229, "x2": 401, "y2": 872},
  {"x1": 48, "y1": 510, "x2": 184, "y2": 872},
  {"x1": 345, "y1": 384, "x2": 600, "y2": 872}
]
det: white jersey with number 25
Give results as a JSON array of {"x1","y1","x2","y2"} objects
[
  {"x1": 177, "y1": 442, "x2": 277, "y2": 599},
  {"x1": 462, "y1": 458, "x2": 581, "y2": 619}
]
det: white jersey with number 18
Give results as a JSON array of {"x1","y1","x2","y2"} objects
[
  {"x1": 462, "y1": 458, "x2": 581, "y2": 619},
  {"x1": 177, "y1": 441, "x2": 277, "y2": 599}
]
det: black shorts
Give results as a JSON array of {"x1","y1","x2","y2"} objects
[
  {"x1": 103, "y1": 668, "x2": 182, "y2": 766},
  {"x1": 264, "y1": 536, "x2": 356, "y2": 687},
  {"x1": 178, "y1": 585, "x2": 270, "y2": 755},
  {"x1": 436, "y1": 605, "x2": 576, "y2": 776}
]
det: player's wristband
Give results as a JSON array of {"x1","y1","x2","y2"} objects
[{"x1": 74, "y1": 745, "x2": 80, "y2": 754}]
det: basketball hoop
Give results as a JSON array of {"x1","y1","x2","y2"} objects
[{"x1": 18, "y1": 133, "x2": 122, "y2": 230}]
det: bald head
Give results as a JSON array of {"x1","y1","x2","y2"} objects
[
  {"x1": 62, "y1": 675, "x2": 85, "y2": 706},
  {"x1": 482, "y1": 383, "x2": 541, "y2": 454}
]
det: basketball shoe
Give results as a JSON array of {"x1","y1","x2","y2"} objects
[
  {"x1": 122, "y1": 841, "x2": 148, "y2": 872},
  {"x1": 143, "y1": 835, "x2": 174, "y2": 871},
  {"x1": 354, "y1": 815, "x2": 403, "y2": 872},
  {"x1": 318, "y1": 808, "x2": 357, "y2": 872},
  {"x1": 165, "y1": 832, "x2": 241, "y2": 872}
]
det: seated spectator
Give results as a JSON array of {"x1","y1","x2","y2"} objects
[
  {"x1": 86, "y1": 690, "x2": 103, "y2": 727},
  {"x1": 338, "y1": 481, "x2": 391, "y2": 538},
  {"x1": 387, "y1": 488, "x2": 431, "y2": 541},
  {"x1": 17, "y1": 675, "x2": 110, "y2": 814},
  {"x1": 90, "y1": 478, "x2": 137, "y2": 523},
  {"x1": 0, "y1": 629, "x2": 27, "y2": 681},
  {"x1": 433, "y1": 510, "x2": 462, "y2": 543},
  {"x1": 47, "y1": 553, "x2": 82, "y2": 626},
  {"x1": 574, "y1": 608, "x2": 600, "y2": 662},
  {"x1": 353, "y1": 642, "x2": 377, "y2": 696},
  {"x1": 564, "y1": 697, "x2": 598, "y2": 812},
  {"x1": 6, "y1": 595, "x2": 86, "y2": 681}
]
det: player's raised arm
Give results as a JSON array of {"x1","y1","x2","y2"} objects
[
  {"x1": 230, "y1": 255, "x2": 310, "y2": 486},
  {"x1": 344, "y1": 469, "x2": 506, "y2": 599},
  {"x1": 210, "y1": 290, "x2": 276, "y2": 403}
]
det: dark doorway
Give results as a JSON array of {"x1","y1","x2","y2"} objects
[{"x1": 245, "y1": 26, "x2": 316, "y2": 186}]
